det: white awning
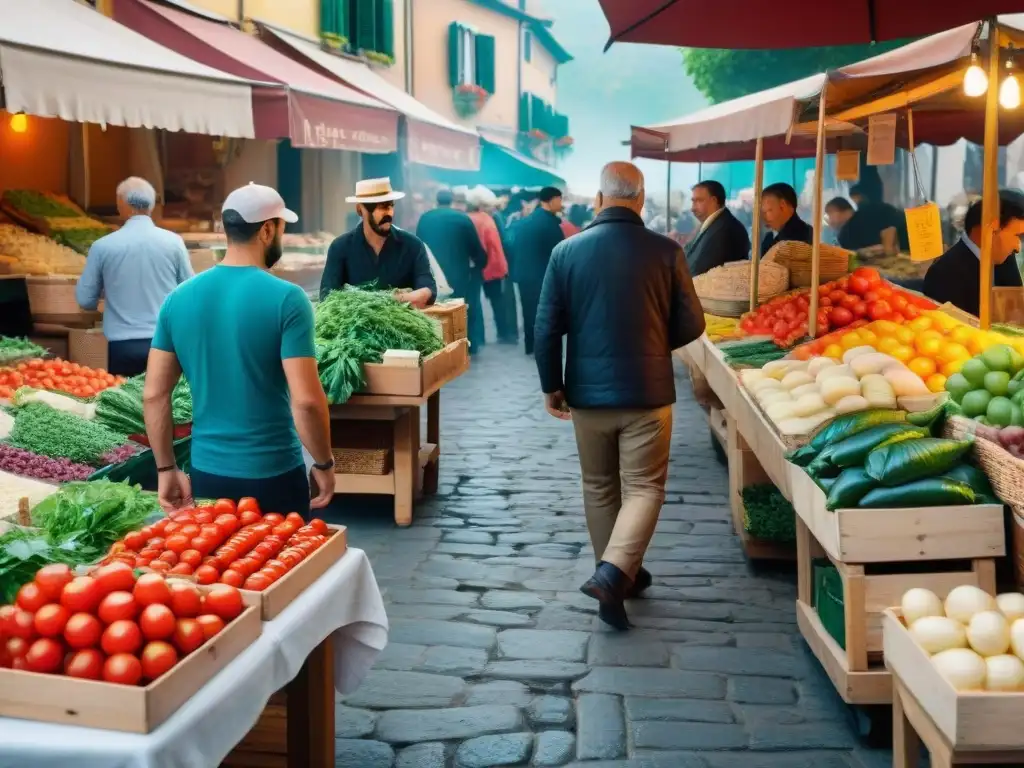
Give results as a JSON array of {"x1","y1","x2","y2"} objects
[{"x1": 0, "y1": 0, "x2": 256, "y2": 137}]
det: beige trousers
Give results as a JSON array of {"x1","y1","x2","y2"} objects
[{"x1": 570, "y1": 406, "x2": 673, "y2": 580}]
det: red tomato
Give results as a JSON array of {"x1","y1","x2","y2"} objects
[
  {"x1": 904, "y1": 304, "x2": 921, "y2": 320},
  {"x1": 65, "y1": 648, "x2": 104, "y2": 680},
  {"x1": 64, "y1": 613, "x2": 103, "y2": 649},
  {"x1": 167, "y1": 582, "x2": 202, "y2": 618},
  {"x1": 237, "y1": 497, "x2": 260, "y2": 516},
  {"x1": 851, "y1": 301, "x2": 868, "y2": 318},
  {"x1": 164, "y1": 535, "x2": 191, "y2": 554},
  {"x1": 271, "y1": 523, "x2": 298, "y2": 538},
  {"x1": 146, "y1": 537, "x2": 166, "y2": 550},
  {"x1": 139, "y1": 604, "x2": 176, "y2": 641},
  {"x1": 158, "y1": 551, "x2": 179, "y2": 566},
  {"x1": 829, "y1": 306, "x2": 854, "y2": 327},
  {"x1": 193, "y1": 510, "x2": 214, "y2": 525},
  {"x1": 868, "y1": 300, "x2": 892, "y2": 321},
  {"x1": 164, "y1": 521, "x2": 182, "y2": 535},
  {"x1": 243, "y1": 574, "x2": 272, "y2": 591},
  {"x1": 149, "y1": 561, "x2": 171, "y2": 573},
  {"x1": 213, "y1": 499, "x2": 237, "y2": 516},
  {"x1": 102, "y1": 620, "x2": 143, "y2": 655},
  {"x1": 169, "y1": 564, "x2": 194, "y2": 575},
  {"x1": 8, "y1": 609, "x2": 35, "y2": 640},
  {"x1": 309, "y1": 519, "x2": 328, "y2": 535},
  {"x1": 279, "y1": 551, "x2": 303, "y2": 568},
  {"x1": 61, "y1": 577, "x2": 102, "y2": 614},
  {"x1": 103, "y1": 653, "x2": 143, "y2": 685},
  {"x1": 141, "y1": 641, "x2": 178, "y2": 680},
  {"x1": 890, "y1": 294, "x2": 909, "y2": 313},
  {"x1": 204, "y1": 585, "x2": 243, "y2": 621},
  {"x1": 6, "y1": 637, "x2": 29, "y2": 660},
  {"x1": 194, "y1": 565, "x2": 220, "y2": 585},
  {"x1": 93, "y1": 562, "x2": 136, "y2": 596},
  {"x1": 139, "y1": 547, "x2": 162, "y2": 561},
  {"x1": 196, "y1": 614, "x2": 226, "y2": 640},
  {"x1": 0, "y1": 604, "x2": 16, "y2": 635},
  {"x1": 178, "y1": 524, "x2": 200, "y2": 539},
  {"x1": 220, "y1": 569, "x2": 244, "y2": 588},
  {"x1": 17, "y1": 582, "x2": 48, "y2": 613},
  {"x1": 172, "y1": 619, "x2": 206, "y2": 655},
  {"x1": 34, "y1": 564, "x2": 74, "y2": 601},
  {"x1": 123, "y1": 531, "x2": 147, "y2": 551},
  {"x1": 133, "y1": 573, "x2": 172, "y2": 607},
  {"x1": 828, "y1": 290, "x2": 846, "y2": 304},
  {"x1": 33, "y1": 604, "x2": 69, "y2": 638},
  {"x1": 852, "y1": 266, "x2": 882, "y2": 287},
  {"x1": 190, "y1": 536, "x2": 216, "y2": 556},
  {"x1": 98, "y1": 591, "x2": 137, "y2": 624},
  {"x1": 262, "y1": 513, "x2": 284, "y2": 525},
  {"x1": 237, "y1": 510, "x2": 261, "y2": 527},
  {"x1": 25, "y1": 638, "x2": 64, "y2": 673}
]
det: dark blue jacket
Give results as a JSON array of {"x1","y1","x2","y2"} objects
[{"x1": 533, "y1": 207, "x2": 706, "y2": 409}]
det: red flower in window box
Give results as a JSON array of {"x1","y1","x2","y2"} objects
[
  {"x1": 554, "y1": 136, "x2": 574, "y2": 148},
  {"x1": 526, "y1": 128, "x2": 549, "y2": 142},
  {"x1": 453, "y1": 84, "x2": 490, "y2": 117}
]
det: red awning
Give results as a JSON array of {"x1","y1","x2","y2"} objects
[
  {"x1": 599, "y1": 0, "x2": 1024, "y2": 49},
  {"x1": 114, "y1": 0, "x2": 398, "y2": 152}
]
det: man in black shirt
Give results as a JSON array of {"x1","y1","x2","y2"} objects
[
  {"x1": 924, "y1": 193, "x2": 1024, "y2": 317},
  {"x1": 320, "y1": 178, "x2": 436, "y2": 305},
  {"x1": 760, "y1": 182, "x2": 813, "y2": 255}
]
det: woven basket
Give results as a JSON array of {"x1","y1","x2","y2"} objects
[
  {"x1": 332, "y1": 447, "x2": 391, "y2": 476},
  {"x1": 693, "y1": 260, "x2": 789, "y2": 303},
  {"x1": 68, "y1": 328, "x2": 108, "y2": 371},
  {"x1": 763, "y1": 241, "x2": 851, "y2": 287},
  {"x1": 944, "y1": 415, "x2": 1023, "y2": 508}
]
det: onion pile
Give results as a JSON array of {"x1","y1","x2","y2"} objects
[{"x1": 900, "y1": 586, "x2": 1024, "y2": 692}]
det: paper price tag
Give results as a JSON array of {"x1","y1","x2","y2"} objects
[
  {"x1": 905, "y1": 202, "x2": 944, "y2": 262},
  {"x1": 868, "y1": 114, "x2": 897, "y2": 166},
  {"x1": 836, "y1": 150, "x2": 860, "y2": 181}
]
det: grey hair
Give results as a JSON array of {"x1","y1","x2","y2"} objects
[
  {"x1": 599, "y1": 162, "x2": 644, "y2": 200},
  {"x1": 116, "y1": 176, "x2": 156, "y2": 214}
]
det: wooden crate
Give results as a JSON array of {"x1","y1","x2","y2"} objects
[
  {"x1": 240, "y1": 525, "x2": 347, "y2": 620},
  {"x1": 422, "y1": 299, "x2": 468, "y2": 345},
  {"x1": 726, "y1": 410, "x2": 795, "y2": 562},
  {"x1": 361, "y1": 339, "x2": 469, "y2": 397},
  {"x1": 884, "y1": 608, "x2": 1024, "y2": 756},
  {"x1": 788, "y1": 466, "x2": 1006, "y2": 564},
  {"x1": 25, "y1": 276, "x2": 101, "y2": 326},
  {"x1": 730, "y1": 381, "x2": 793, "y2": 500},
  {"x1": 0, "y1": 598, "x2": 261, "y2": 733},
  {"x1": 700, "y1": 337, "x2": 737, "y2": 412}
]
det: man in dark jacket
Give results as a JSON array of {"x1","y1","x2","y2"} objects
[
  {"x1": 760, "y1": 182, "x2": 813, "y2": 255},
  {"x1": 417, "y1": 188, "x2": 488, "y2": 353},
  {"x1": 534, "y1": 162, "x2": 706, "y2": 630},
  {"x1": 513, "y1": 186, "x2": 565, "y2": 355},
  {"x1": 685, "y1": 180, "x2": 750, "y2": 276},
  {"x1": 924, "y1": 193, "x2": 1024, "y2": 317}
]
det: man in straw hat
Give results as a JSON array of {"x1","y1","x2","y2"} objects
[{"x1": 320, "y1": 177, "x2": 436, "y2": 308}]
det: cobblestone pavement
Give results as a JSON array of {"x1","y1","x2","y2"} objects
[{"x1": 325, "y1": 344, "x2": 893, "y2": 768}]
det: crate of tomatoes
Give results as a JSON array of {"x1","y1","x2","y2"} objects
[
  {"x1": 0, "y1": 357, "x2": 125, "y2": 401},
  {"x1": 101, "y1": 498, "x2": 348, "y2": 621},
  {"x1": 0, "y1": 563, "x2": 260, "y2": 733}
]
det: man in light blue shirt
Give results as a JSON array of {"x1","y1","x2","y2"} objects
[{"x1": 76, "y1": 177, "x2": 193, "y2": 376}]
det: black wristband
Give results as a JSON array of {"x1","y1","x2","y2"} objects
[
  {"x1": 312, "y1": 458, "x2": 335, "y2": 471},
  {"x1": 156, "y1": 465, "x2": 178, "y2": 473}
]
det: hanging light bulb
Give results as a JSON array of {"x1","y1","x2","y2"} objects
[
  {"x1": 964, "y1": 52, "x2": 989, "y2": 97},
  {"x1": 1001, "y1": 58, "x2": 1021, "y2": 109},
  {"x1": 8, "y1": 113, "x2": 27, "y2": 134}
]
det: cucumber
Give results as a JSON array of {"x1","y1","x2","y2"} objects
[
  {"x1": 827, "y1": 425, "x2": 930, "y2": 469},
  {"x1": 864, "y1": 438, "x2": 974, "y2": 487},
  {"x1": 826, "y1": 467, "x2": 878, "y2": 510},
  {"x1": 858, "y1": 478, "x2": 977, "y2": 508}
]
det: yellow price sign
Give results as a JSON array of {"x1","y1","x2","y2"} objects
[{"x1": 904, "y1": 202, "x2": 944, "y2": 262}]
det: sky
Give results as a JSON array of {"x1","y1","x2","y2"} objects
[{"x1": 538, "y1": 0, "x2": 707, "y2": 200}]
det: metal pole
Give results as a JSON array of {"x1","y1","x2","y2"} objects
[
  {"x1": 698, "y1": 161, "x2": 703, "y2": 182},
  {"x1": 979, "y1": 19, "x2": 1001, "y2": 329},
  {"x1": 808, "y1": 87, "x2": 828, "y2": 338},
  {"x1": 666, "y1": 160, "x2": 672, "y2": 232},
  {"x1": 749, "y1": 137, "x2": 765, "y2": 312}
]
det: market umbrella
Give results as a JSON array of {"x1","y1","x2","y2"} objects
[{"x1": 598, "y1": 0, "x2": 1024, "y2": 49}]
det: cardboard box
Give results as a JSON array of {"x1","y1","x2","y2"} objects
[{"x1": 361, "y1": 339, "x2": 469, "y2": 397}]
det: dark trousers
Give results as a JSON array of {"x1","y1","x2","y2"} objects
[
  {"x1": 483, "y1": 279, "x2": 516, "y2": 342},
  {"x1": 519, "y1": 280, "x2": 543, "y2": 355},
  {"x1": 108, "y1": 338, "x2": 152, "y2": 377},
  {"x1": 465, "y1": 270, "x2": 486, "y2": 354},
  {"x1": 190, "y1": 464, "x2": 311, "y2": 517}
]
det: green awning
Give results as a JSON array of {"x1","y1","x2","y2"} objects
[{"x1": 428, "y1": 138, "x2": 565, "y2": 189}]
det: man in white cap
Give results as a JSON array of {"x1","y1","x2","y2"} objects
[
  {"x1": 320, "y1": 177, "x2": 436, "y2": 308},
  {"x1": 144, "y1": 183, "x2": 335, "y2": 517}
]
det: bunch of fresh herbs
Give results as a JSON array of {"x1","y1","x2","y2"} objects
[
  {"x1": 741, "y1": 483, "x2": 797, "y2": 542},
  {"x1": 6, "y1": 402, "x2": 126, "y2": 465}
]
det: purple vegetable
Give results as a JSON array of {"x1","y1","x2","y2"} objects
[
  {"x1": 98, "y1": 443, "x2": 141, "y2": 467},
  {"x1": 0, "y1": 443, "x2": 93, "y2": 482}
]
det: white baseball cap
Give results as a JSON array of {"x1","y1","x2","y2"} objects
[{"x1": 222, "y1": 182, "x2": 298, "y2": 224}]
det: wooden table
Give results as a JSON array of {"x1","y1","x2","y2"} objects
[{"x1": 328, "y1": 355, "x2": 467, "y2": 526}]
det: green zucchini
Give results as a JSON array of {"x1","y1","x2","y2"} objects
[
  {"x1": 864, "y1": 438, "x2": 974, "y2": 487},
  {"x1": 826, "y1": 468, "x2": 878, "y2": 510},
  {"x1": 827, "y1": 425, "x2": 930, "y2": 469},
  {"x1": 803, "y1": 409, "x2": 907, "y2": 454},
  {"x1": 817, "y1": 476, "x2": 839, "y2": 493},
  {"x1": 858, "y1": 478, "x2": 977, "y2": 508},
  {"x1": 906, "y1": 400, "x2": 948, "y2": 432},
  {"x1": 941, "y1": 464, "x2": 1001, "y2": 505}
]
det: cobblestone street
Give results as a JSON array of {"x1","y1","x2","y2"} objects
[{"x1": 326, "y1": 344, "x2": 893, "y2": 768}]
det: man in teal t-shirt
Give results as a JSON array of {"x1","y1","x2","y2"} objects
[{"x1": 143, "y1": 184, "x2": 335, "y2": 515}]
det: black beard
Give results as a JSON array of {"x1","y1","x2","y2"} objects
[
  {"x1": 369, "y1": 216, "x2": 393, "y2": 237},
  {"x1": 264, "y1": 239, "x2": 283, "y2": 269}
]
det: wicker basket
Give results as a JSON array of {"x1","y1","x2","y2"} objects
[
  {"x1": 68, "y1": 328, "x2": 108, "y2": 371},
  {"x1": 331, "y1": 447, "x2": 392, "y2": 476},
  {"x1": 763, "y1": 241, "x2": 852, "y2": 287},
  {"x1": 693, "y1": 261, "x2": 789, "y2": 303},
  {"x1": 25, "y1": 276, "x2": 101, "y2": 325}
]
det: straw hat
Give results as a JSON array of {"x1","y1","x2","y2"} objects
[{"x1": 346, "y1": 177, "x2": 406, "y2": 204}]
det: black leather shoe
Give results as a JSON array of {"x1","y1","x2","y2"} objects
[
  {"x1": 580, "y1": 562, "x2": 633, "y2": 630},
  {"x1": 598, "y1": 601, "x2": 631, "y2": 631},
  {"x1": 627, "y1": 567, "x2": 652, "y2": 599}
]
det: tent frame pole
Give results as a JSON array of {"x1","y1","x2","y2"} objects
[
  {"x1": 808, "y1": 87, "x2": 828, "y2": 338},
  {"x1": 979, "y1": 18, "x2": 1001, "y2": 329},
  {"x1": 749, "y1": 136, "x2": 765, "y2": 312}
]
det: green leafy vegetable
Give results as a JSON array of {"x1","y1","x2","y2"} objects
[
  {"x1": 864, "y1": 438, "x2": 974, "y2": 487},
  {"x1": 94, "y1": 375, "x2": 192, "y2": 435},
  {"x1": 0, "y1": 529, "x2": 80, "y2": 603},
  {"x1": 741, "y1": 483, "x2": 796, "y2": 542},
  {"x1": 6, "y1": 402, "x2": 126, "y2": 464},
  {"x1": 2, "y1": 189, "x2": 79, "y2": 218},
  {"x1": 0, "y1": 336, "x2": 46, "y2": 365}
]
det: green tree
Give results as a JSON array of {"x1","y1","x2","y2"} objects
[{"x1": 682, "y1": 43, "x2": 910, "y2": 104}]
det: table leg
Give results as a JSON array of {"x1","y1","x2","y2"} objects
[
  {"x1": 394, "y1": 408, "x2": 415, "y2": 526},
  {"x1": 892, "y1": 685, "x2": 921, "y2": 768},
  {"x1": 286, "y1": 634, "x2": 335, "y2": 768},
  {"x1": 423, "y1": 391, "x2": 440, "y2": 495}
]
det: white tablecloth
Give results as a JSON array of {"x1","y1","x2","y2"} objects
[{"x1": 0, "y1": 548, "x2": 389, "y2": 768}]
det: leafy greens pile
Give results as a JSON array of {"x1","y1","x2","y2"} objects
[
  {"x1": 314, "y1": 288, "x2": 443, "y2": 405},
  {"x1": 0, "y1": 479, "x2": 160, "y2": 601},
  {"x1": 94, "y1": 375, "x2": 193, "y2": 436},
  {"x1": 6, "y1": 402, "x2": 127, "y2": 465},
  {"x1": 0, "y1": 336, "x2": 46, "y2": 366}
]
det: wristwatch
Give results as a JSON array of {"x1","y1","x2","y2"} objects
[{"x1": 312, "y1": 457, "x2": 335, "y2": 471}]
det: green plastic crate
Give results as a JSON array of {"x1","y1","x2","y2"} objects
[
  {"x1": 813, "y1": 558, "x2": 846, "y2": 650},
  {"x1": 89, "y1": 437, "x2": 192, "y2": 491}
]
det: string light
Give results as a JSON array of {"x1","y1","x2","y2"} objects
[
  {"x1": 1000, "y1": 57, "x2": 1021, "y2": 109},
  {"x1": 964, "y1": 52, "x2": 989, "y2": 97},
  {"x1": 9, "y1": 113, "x2": 27, "y2": 133}
]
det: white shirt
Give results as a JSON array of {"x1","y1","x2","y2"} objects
[{"x1": 699, "y1": 207, "x2": 725, "y2": 234}]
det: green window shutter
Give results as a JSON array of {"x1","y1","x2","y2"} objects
[
  {"x1": 375, "y1": 0, "x2": 394, "y2": 57},
  {"x1": 519, "y1": 93, "x2": 530, "y2": 132},
  {"x1": 523, "y1": 29, "x2": 532, "y2": 63},
  {"x1": 351, "y1": 0, "x2": 376, "y2": 50},
  {"x1": 530, "y1": 95, "x2": 543, "y2": 132},
  {"x1": 321, "y1": 0, "x2": 348, "y2": 38},
  {"x1": 474, "y1": 34, "x2": 496, "y2": 94},
  {"x1": 448, "y1": 22, "x2": 461, "y2": 87}
]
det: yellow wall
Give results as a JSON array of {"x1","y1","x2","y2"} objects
[
  {"x1": 183, "y1": 0, "x2": 318, "y2": 37},
  {"x1": 178, "y1": 0, "x2": 237, "y2": 20},
  {"x1": 521, "y1": 38, "x2": 556, "y2": 107},
  {"x1": 0, "y1": 112, "x2": 70, "y2": 198},
  {"x1": 375, "y1": 0, "x2": 408, "y2": 92},
  {"x1": 410, "y1": 0, "x2": 520, "y2": 142}
]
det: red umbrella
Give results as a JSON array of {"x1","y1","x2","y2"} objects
[{"x1": 599, "y1": 0, "x2": 1024, "y2": 49}]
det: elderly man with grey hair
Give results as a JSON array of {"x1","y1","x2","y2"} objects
[
  {"x1": 533, "y1": 161, "x2": 706, "y2": 630},
  {"x1": 76, "y1": 176, "x2": 193, "y2": 376}
]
